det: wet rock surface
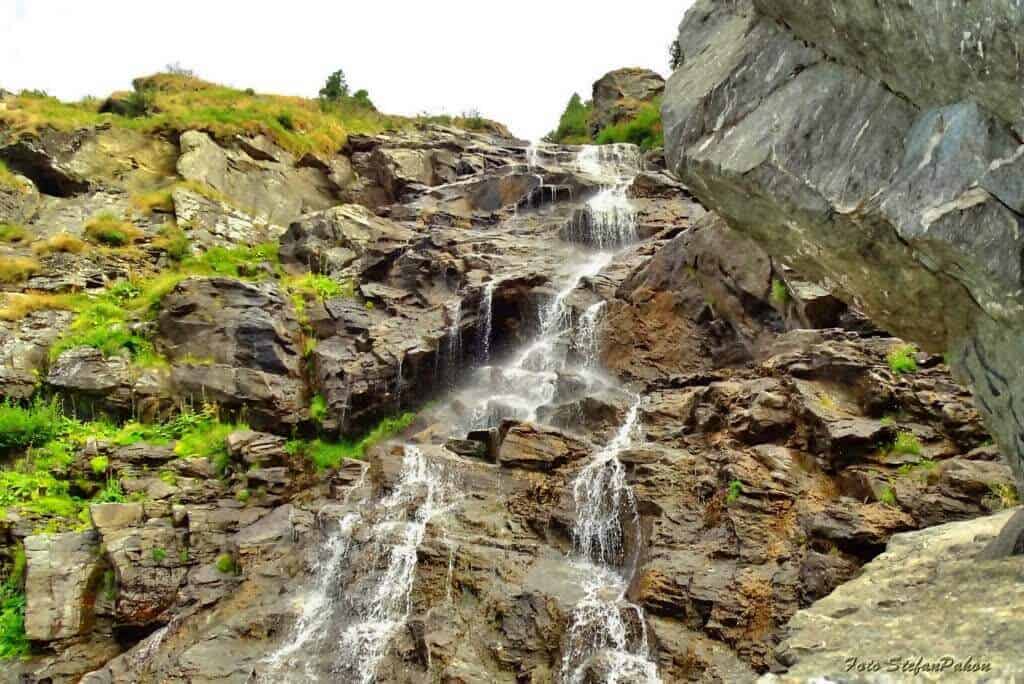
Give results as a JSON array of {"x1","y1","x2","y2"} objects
[{"x1": 1, "y1": 112, "x2": 1018, "y2": 683}]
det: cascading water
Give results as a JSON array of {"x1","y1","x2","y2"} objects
[
  {"x1": 332, "y1": 445, "x2": 456, "y2": 683},
  {"x1": 264, "y1": 142, "x2": 657, "y2": 684},
  {"x1": 476, "y1": 281, "x2": 496, "y2": 364}
]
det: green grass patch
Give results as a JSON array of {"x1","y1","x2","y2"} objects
[
  {"x1": 283, "y1": 272, "x2": 352, "y2": 320},
  {"x1": 595, "y1": 99, "x2": 663, "y2": 151},
  {"x1": 215, "y1": 553, "x2": 237, "y2": 574},
  {"x1": 289, "y1": 411, "x2": 417, "y2": 470},
  {"x1": 887, "y1": 344, "x2": 918, "y2": 375},
  {"x1": 152, "y1": 547, "x2": 167, "y2": 563},
  {"x1": 878, "y1": 486, "x2": 897, "y2": 507},
  {"x1": 310, "y1": 394, "x2": 328, "y2": 424},
  {"x1": 173, "y1": 408, "x2": 248, "y2": 475},
  {"x1": 89, "y1": 456, "x2": 109, "y2": 475},
  {"x1": 891, "y1": 432, "x2": 923, "y2": 456},
  {"x1": 0, "y1": 224, "x2": 29, "y2": 244}
]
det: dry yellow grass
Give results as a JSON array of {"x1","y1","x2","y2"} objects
[
  {"x1": 32, "y1": 233, "x2": 87, "y2": 255},
  {"x1": 0, "y1": 256, "x2": 41, "y2": 283},
  {"x1": 0, "y1": 292, "x2": 77, "y2": 321},
  {"x1": 131, "y1": 187, "x2": 175, "y2": 214}
]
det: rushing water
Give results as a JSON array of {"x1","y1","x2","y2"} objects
[
  {"x1": 476, "y1": 280, "x2": 496, "y2": 364},
  {"x1": 264, "y1": 142, "x2": 657, "y2": 683}
]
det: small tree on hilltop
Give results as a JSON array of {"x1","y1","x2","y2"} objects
[{"x1": 319, "y1": 69, "x2": 349, "y2": 102}]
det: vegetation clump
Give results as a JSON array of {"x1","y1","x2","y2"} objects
[
  {"x1": 891, "y1": 432, "x2": 923, "y2": 456},
  {"x1": 595, "y1": 99, "x2": 664, "y2": 151},
  {"x1": 0, "y1": 257, "x2": 40, "y2": 284},
  {"x1": 771, "y1": 278, "x2": 790, "y2": 306},
  {"x1": 887, "y1": 344, "x2": 918, "y2": 375},
  {"x1": 287, "y1": 412, "x2": 417, "y2": 470},
  {"x1": 548, "y1": 93, "x2": 593, "y2": 145},
  {"x1": 0, "y1": 224, "x2": 29, "y2": 245},
  {"x1": 0, "y1": 545, "x2": 28, "y2": 660},
  {"x1": 83, "y1": 212, "x2": 143, "y2": 247},
  {"x1": 726, "y1": 479, "x2": 743, "y2": 504}
]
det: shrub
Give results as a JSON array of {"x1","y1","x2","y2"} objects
[
  {"x1": 595, "y1": 100, "x2": 664, "y2": 151},
  {"x1": 93, "y1": 478, "x2": 127, "y2": 503},
  {"x1": 235, "y1": 489, "x2": 251, "y2": 503},
  {"x1": 154, "y1": 224, "x2": 191, "y2": 261},
  {"x1": 285, "y1": 272, "x2": 351, "y2": 319},
  {"x1": 174, "y1": 410, "x2": 248, "y2": 475},
  {"x1": 89, "y1": 456, "x2": 109, "y2": 475},
  {"x1": 548, "y1": 93, "x2": 593, "y2": 145},
  {"x1": 878, "y1": 486, "x2": 897, "y2": 507},
  {"x1": 771, "y1": 278, "x2": 790, "y2": 305},
  {"x1": 215, "y1": 553, "x2": 237, "y2": 574},
  {"x1": 32, "y1": 232, "x2": 87, "y2": 255},
  {"x1": 726, "y1": 480, "x2": 743, "y2": 504},
  {"x1": 0, "y1": 256, "x2": 40, "y2": 284},
  {"x1": 0, "y1": 546, "x2": 28, "y2": 660},
  {"x1": 292, "y1": 412, "x2": 417, "y2": 470},
  {"x1": 0, "y1": 223, "x2": 29, "y2": 244},
  {"x1": 887, "y1": 344, "x2": 918, "y2": 375},
  {"x1": 310, "y1": 394, "x2": 328, "y2": 424},
  {"x1": 151, "y1": 547, "x2": 167, "y2": 563},
  {"x1": 891, "y1": 432, "x2": 923, "y2": 456},
  {"x1": 0, "y1": 398, "x2": 64, "y2": 450},
  {"x1": 83, "y1": 212, "x2": 142, "y2": 246}
]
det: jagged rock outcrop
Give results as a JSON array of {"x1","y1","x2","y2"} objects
[
  {"x1": 590, "y1": 68, "x2": 666, "y2": 136},
  {"x1": 763, "y1": 509, "x2": 1024, "y2": 683},
  {"x1": 663, "y1": 0, "x2": 1024, "y2": 514}
]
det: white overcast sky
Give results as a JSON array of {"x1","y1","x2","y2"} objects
[{"x1": 1, "y1": 1, "x2": 693, "y2": 141}]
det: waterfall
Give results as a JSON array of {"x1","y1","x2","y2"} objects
[
  {"x1": 476, "y1": 281, "x2": 496, "y2": 364},
  {"x1": 444, "y1": 298, "x2": 463, "y2": 387},
  {"x1": 575, "y1": 301, "x2": 606, "y2": 370},
  {"x1": 265, "y1": 142, "x2": 657, "y2": 684},
  {"x1": 332, "y1": 446, "x2": 455, "y2": 683}
]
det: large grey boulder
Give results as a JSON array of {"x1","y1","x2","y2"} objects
[
  {"x1": 663, "y1": 0, "x2": 1024, "y2": 516},
  {"x1": 589, "y1": 68, "x2": 665, "y2": 136},
  {"x1": 763, "y1": 509, "x2": 1024, "y2": 682}
]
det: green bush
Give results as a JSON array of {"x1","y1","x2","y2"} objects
[
  {"x1": 0, "y1": 398, "x2": 64, "y2": 450},
  {"x1": 595, "y1": 100, "x2": 664, "y2": 151},
  {"x1": 84, "y1": 212, "x2": 143, "y2": 246},
  {"x1": 771, "y1": 278, "x2": 790, "y2": 306},
  {"x1": 151, "y1": 547, "x2": 167, "y2": 563},
  {"x1": 891, "y1": 432, "x2": 923, "y2": 456},
  {"x1": 548, "y1": 93, "x2": 593, "y2": 145},
  {"x1": 887, "y1": 344, "x2": 918, "y2": 375},
  {"x1": 0, "y1": 546, "x2": 28, "y2": 660},
  {"x1": 89, "y1": 456, "x2": 109, "y2": 475},
  {"x1": 0, "y1": 224, "x2": 29, "y2": 244},
  {"x1": 215, "y1": 553, "x2": 237, "y2": 574},
  {"x1": 726, "y1": 480, "x2": 743, "y2": 504},
  {"x1": 93, "y1": 478, "x2": 127, "y2": 503},
  {"x1": 310, "y1": 394, "x2": 328, "y2": 424},
  {"x1": 291, "y1": 412, "x2": 417, "y2": 470}
]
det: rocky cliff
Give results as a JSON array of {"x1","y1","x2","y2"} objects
[
  {"x1": 0, "y1": 70, "x2": 1020, "y2": 683},
  {"x1": 662, "y1": 0, "x2": 1024, "y2": 525}
]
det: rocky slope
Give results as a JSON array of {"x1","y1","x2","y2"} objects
[{"x1": 0, "y1": 79, "x2": 1019, "y2": 684}]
